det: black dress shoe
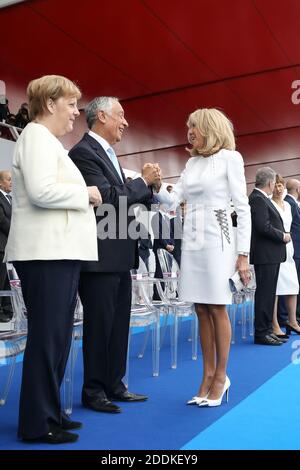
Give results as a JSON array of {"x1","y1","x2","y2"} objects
[
  {"x1": 23, "y1": 425, "x2": 78, "y2": 444},
  {"x1": 110, "y1": 390, "x2": 148, "y2": 402},
  {"x1": 82, "y1": 396, "x2": 121, "y2": 413},
  {"x1": 254, "y1": 334, "x2": 282, "y2": 346},
  {"x1": 61, "y1": 415, "x2": 82, "y2": 430}
]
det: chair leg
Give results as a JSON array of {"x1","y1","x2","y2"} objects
[
  {"x1": 151, "y1": 313, "x2": 160, "y2": 377},
  {"x1": 228, "y1": 303, "x2": 236, "y2": 344},
  {"x1": 241, "y1": 302, "x2": 247, "y2": 339},
  {"x1": 191, "y1": 313, "x2": 198, "y2": 360},
  {"x1": 249, "y1": 295, "x2": 255, "y2": 336},
  {"x1": 123, "y1": 328, "x2": 131, "y2": 389},
  {"x1": 159, "y1": 308, "x2": 169, "y2": 349},
  {"x1": 170, "y1": 310, "x2": 179, "y2": 369},
  {"x1": 62, "y1": 334, "x2": 80, "y2": 416},
  {"x1": 138, "y1": 324, "x2": 151, "y2": 359},
  {"x1": 0, "y1": 353, "x2": 17, "y2": 406}
]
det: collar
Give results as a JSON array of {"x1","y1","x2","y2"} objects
[
  {"x1": 88, "y1": 131, "x2": 111, "y2": 153},
  {"x1": 255, "y1": 187, "x2": 272, "y2": 199},
  {"x1": 0, "y1": 189, "x2": 10, "y2": 198},
  {"x1": 286, "y1": 193, "x2": 298, "y2": 204}
]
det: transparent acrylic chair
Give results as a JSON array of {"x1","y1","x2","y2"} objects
[
  {"x1": 242, "y1": 266, "x2": 256, "y2": 339},
  {"x1": 228, "y1": 265, "x2": 256, "y2": 344},
  {"x1": 156, "y1": 249, "x2": 198, "y2": 369},
  {"x1": 228, "y1": 292, "x2": 245, "y2": 344},
  {"x1": 124, "y1": 267, "x2": 160, "y2": 387},
  {"x1": 62, "y1": 295, "x2": 83, "y2": 416},
  {"x1": 0, "y1": 263, "x2": 27, "y2": 406},
  {"x1": 136, "y1": 253, "x2": 170, "y2": 354}
]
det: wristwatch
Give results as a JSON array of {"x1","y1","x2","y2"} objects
[{"x1": 238, "y1": 252, "x2": 249, "y2": 256}]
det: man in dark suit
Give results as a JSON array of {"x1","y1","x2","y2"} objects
[
  {"x1": 249, "y1": 167, "x2": 290, "y2": 345},
  {"x1": 281, "y1": 179, "x2": 300, "y2": 321},
  {"x1": 0, "y1": 170, "x2": 12, "y2": 322},
  {"x1": 69, "y1": 97, "x2": 160, "y2": 413}
]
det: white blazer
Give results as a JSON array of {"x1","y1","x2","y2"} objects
[
  {"x1": 156, "y1": 149, "x2": 251, "y2": 253},
  {"x1": 5, "y1": 122, "x2": 98, "y2": 261}
]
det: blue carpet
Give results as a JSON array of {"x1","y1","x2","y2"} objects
[{"x1": 0, "y1": 321, "x2": 298, "y2": 450}]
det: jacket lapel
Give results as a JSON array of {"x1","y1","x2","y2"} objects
[
  {"x1": 0, "y1": 192, "x2": 12, "y2": 215},
  {"x1": 257, "y1": 190, "x2": 284, "y2": 228},
  {"x1": 84, "y1": 133, "x2": 124, "y2": 183}
]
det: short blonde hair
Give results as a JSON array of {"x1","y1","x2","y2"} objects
[
  {"x1": 27, "y1": 75, "x2": 81, "y2": 120},
  {"x1": 187, "y1": 108, "x2": 235, "y2": 156}
]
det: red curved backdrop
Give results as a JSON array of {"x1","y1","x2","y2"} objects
[{"x1": 1, "y1": 0, "x2": 300, "y2": 191}]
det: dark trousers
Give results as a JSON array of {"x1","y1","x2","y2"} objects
[
  {"x1": 0, "y1": 252, "x2": 11, "y2": 310},
  {"x1": 79, "y1": 271, "x2": 131, "y2": 399},
  {"x1": 15, "y1": 260, "x2": 81, "y2": 439},
  {"x1": 153, "y1": 249, "x2": 180, "y2": 300},
  {"x1": 254, "y1": 263, "x2": 280, "y2": 338}
]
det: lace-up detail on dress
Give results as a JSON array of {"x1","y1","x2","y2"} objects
[{"x1": 214, "y1": 209, "x2": 230, "y2": 250}]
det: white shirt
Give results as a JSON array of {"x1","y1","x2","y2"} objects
[
  {"x1": 88, "y1": 130, "x2": 148, "y2": 187},
  {"x1": 0, "y1": 189, "x2": 11, "y2": 203}
]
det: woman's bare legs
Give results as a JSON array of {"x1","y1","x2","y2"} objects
[
  {"x1": 195, "y1": 303, "x2": 216, "y2": 397},
  {"x1": 286, "y1": 295, "x2": 300, "y2": 332},
  {"x1": 272, "y1": 296, "x2": 286, "y2": 336},
  {"x1": 206, "y1": 304, "x2": 231, "y2": 400}
]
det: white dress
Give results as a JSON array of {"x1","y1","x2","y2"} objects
[
  {"x1": 157, "y1": 149, "x2": 251, "y2": 304},
  {"x1": 272, "y1": 200, "x2": 299, "y2": 295}
]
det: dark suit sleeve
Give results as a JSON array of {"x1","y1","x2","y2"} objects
[
  {"x1": 250, "y1": 196, "x2": 285, "y2": 243},
  {"x1": 0, "y1": 205, "x2": 10, "y2": 236},
  {"x1": 69, "y1": 146, "x2": 152, "y2": 207},
  {"x1": 289, "y1": 198, "x2": 300, "y2": 222}
]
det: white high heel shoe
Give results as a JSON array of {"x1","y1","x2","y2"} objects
[
  {"x1": 186, "y1": 395, "x2": 208, "y2": 405},
  {"x1": 198, "y1": 376, "x2": 231, "y2": 407}
]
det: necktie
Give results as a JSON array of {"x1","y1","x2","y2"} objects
[
  {"x1": 6, "y1": 194, "x2": 12, "y2": 204},
  {"x1": 107, "y1": 147, "x2": 123, "y2": 182}
]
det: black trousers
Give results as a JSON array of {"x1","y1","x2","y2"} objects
[
  {"x1": 79, "y1": 271, "x2": 131, "y2": 399},
  {"x1": 15, "y1": 260, "x2": 81, "y2": 439},
  {"x1": 254, "y1": 263, "x2": 280, "y2": 338}
]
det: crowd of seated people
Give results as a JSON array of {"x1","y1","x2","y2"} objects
[{"x1": 0, "y1": 99, "x2": 29, "y2": 140}]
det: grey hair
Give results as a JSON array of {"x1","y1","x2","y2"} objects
[
  {"x1": 85, "y1": 96, "x2": 119, "y2": 129},
  {"x1": 255, "y1": 167, "x2": 276, "y2": 188}
]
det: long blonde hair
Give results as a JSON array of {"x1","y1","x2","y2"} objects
[{"x1": 187, "y1": 108, "x2": 235, "y2": 156}]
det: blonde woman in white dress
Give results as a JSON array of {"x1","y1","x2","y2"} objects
[
  {"x1": 155, "y1": 108, "x2": 251, "y2": 407},
  {"x1": 271, "y1": 174, "x2": 300, "y2": 337}
]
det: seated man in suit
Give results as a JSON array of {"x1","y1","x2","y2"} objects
[
  {"x1": 69, "y1": 97, "x2": 160, "y2": 413},
  {"x1": 137, "y1": 222, "x2": 153, "y2": 270},
  {"x1": 151, "y1": 203, "x2": 181, "y2": 299},
  {"x1": 0, "y1": 170, "x2": 12, "y2": 322},
  {"x1": 249, "y1": 167, "x2": 290, "y2": 345}
]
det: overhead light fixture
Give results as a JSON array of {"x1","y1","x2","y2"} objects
[{"x1": 0, "y1": 0, "x2": 26, "y2": 8}]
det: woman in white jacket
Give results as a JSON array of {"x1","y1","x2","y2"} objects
[
  {"x1": 155, "y1": 108, "x2": 251, "y2": 408},
  {"x1": 5, "y1": 75, "x2": 101, "y2": 444}
]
